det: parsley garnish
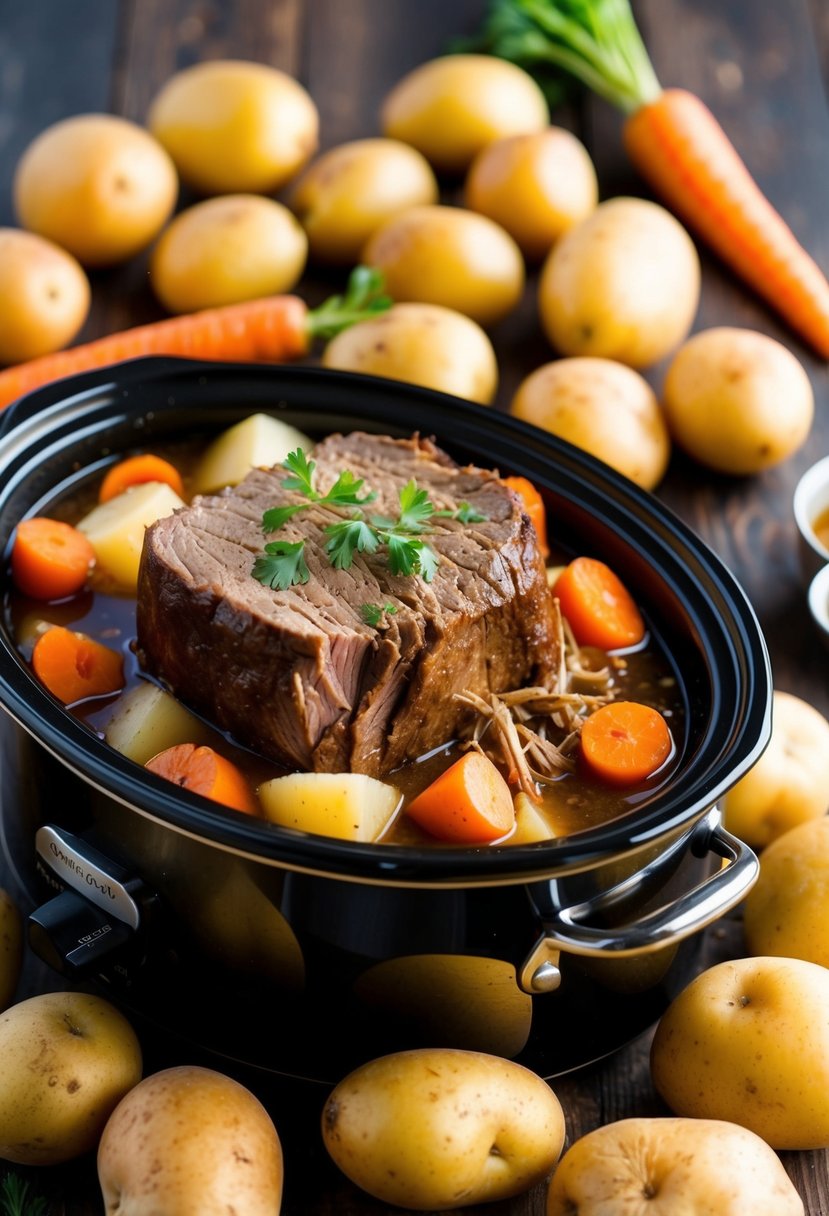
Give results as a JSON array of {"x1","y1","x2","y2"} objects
[
  {"x1": 361, "y1": 602, "x2": 398, "y2": 627},
  {"x1": 253, "y1": 451, "x2": 488, "y2": 591}
]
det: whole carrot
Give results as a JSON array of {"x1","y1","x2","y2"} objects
[
  {"x1": 468, "y1": 0, "x2": 829, "y2": 357},
  {"x1": 0, "y1": 266, "x2": 391, "y2": 411}
]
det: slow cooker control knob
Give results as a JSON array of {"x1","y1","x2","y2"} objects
[{"x1": 29, "y1": 889, "x2": 136, "y2": 978}]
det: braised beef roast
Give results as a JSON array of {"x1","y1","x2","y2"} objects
[{"x1": 136, "y1": 433, "x2": 558, "y2": 776}]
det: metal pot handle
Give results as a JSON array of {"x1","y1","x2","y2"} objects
[{"x1": 520, "y1": 810, "x2": 757, "y2": 993}]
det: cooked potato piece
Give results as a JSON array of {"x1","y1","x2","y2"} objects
[
  {"x1": 193, "y1": 413, "x2": 311, "y2": 495},
  {"x1": 104, "y1": 682, "x2": 208, "y2": 765},
  {"x1": 511, "y1": 792, "x2": 557, "y2": 843},
  {"x1": 77, "y1": 481, "x2": 185, "y2": 589},
  {"x1": 259, "y1": 772, "x2": 401, "y2": 842}
]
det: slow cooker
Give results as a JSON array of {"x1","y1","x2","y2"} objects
[{"x1": 0, "y1": 358, "x2": 770, "y2": 1083}]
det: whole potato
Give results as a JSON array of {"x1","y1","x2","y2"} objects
[
  {"x1": 466, "y1": 128, "x2": 598, "y2": 260},
  {"x1": 150, "y1": 194, "x2": 307, "y2": 313},
  {"x1": 650, "y1": 955, "x2": 829, "y2": 1149},
  {"x1": 291, "y1": 138, "x2": 438, "y2": 264},
  {"x1": 723, "y1": 690, "x2": 829, "y2": 849},
  {"x1": 322, "y1": 303, "x2": 498, "y2": 403},
  {"x1": 148, "y1": 60, "x2": 318, "y2": 195},
  {"x1": 322, "y1": 1047, "x2": 565, "y2": 1210},
  {"x1": 538, "y1": 197, "x2": 700, "y2": 367},
  {"x1": 0, "y1": 229, "x2": 89, "y2": 363},
  {"x1": 743, "y1": 817, "x2": 829, "y2": 966},
  {"x1": 381, "y1": 54, "x2": 549, "y2": 174},
  {"x1": 662, "y1": 327, "x2": 814, "y2": 474},
  {"x1": 364, "y1": 204, "x2": 524, "y2": 327},
  {"x1": 547, "y1": 1118, "x2": 804, "y2": 1216},
  {"x1": 0, "y1": 890, "x2": 22, "y2": 1011},
  {"x1": 14, "y1": 114, "x2": 177, "y2": 267},
  {"x1": 98, "y1": 1065, "x2": 283, "y2": 1216},
  {"x1": 0, "y1": 991, "x2": 142, "y2": 1164},
  {"x1": 510, "y1": 357, "x2": 670, "y2": 490}
]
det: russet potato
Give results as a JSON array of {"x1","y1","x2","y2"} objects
[
  {"x1": 0, "y1": 991, "x2": 142, "y2": 1165},
  {"x1": 322, "y1": 1047, "x2": 565, "y2": 1209},
  {"x1": 651, "y1": 955, "x2": 829, "y2": 1149},
  {"x1": 98, "y1": 1065, "x2": 283, "y2": 1216},
  {"x1": 547, "y1": 1117, "x2": 804, "y2": 1216},
  {"x1": 722, "y1": 690, "x2": 829, "y2": 848},
  {"x1": 0, "y1": 890, "x2": 22, "y2": 1012},
  {"x1": 0, "y1": 228, "x2": 90, "y2": 363},
  {"x1": 743, "y1": 817, "x2": 829, "y2": 965}
]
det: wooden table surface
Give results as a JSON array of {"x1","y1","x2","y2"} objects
[{"x1": 1, "y1": 0, "x2": 828, "y2": 1212}]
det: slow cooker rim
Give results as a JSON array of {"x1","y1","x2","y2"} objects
[{"x1": 0, "y1": 357, "x2": 772, "y2": 885}]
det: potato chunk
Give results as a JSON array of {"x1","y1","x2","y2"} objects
[
  {"x1": 77, "y1": 481, "x2": 184, "y2": 588},
  {"x1": 258, "y1": 772, "x2": 401, "y2": 842},
  {"x1": 104, "y1": 682, "x2": 207, "y2": 765},
  {"x1": 192, "y1": 413, "x2": 311, "y2": 495}
]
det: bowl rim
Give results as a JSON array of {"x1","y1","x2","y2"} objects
[
  {"x1": 0, "y1": 357, "x2": 772, "y2": 886},
  {"x1": 794, "y1": 453, "x2": 829, "y2": 565}
]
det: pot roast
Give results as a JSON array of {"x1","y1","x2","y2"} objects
[{"x1": 136, "y1": 432, "x2": 557, "y2": 776}]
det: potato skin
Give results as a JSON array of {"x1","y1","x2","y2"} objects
[
  {"x1": 651, "y1": 956, "x2": 829, "y2": 1149},
  {"x1": 150, "y1": 194, "x2": 307, "y2": 313},
  {"x1": 743, "y1": 817, "x2": 829, "y2": 966},
  {"x1": 291, "y1": 138, "x2": 438, "y2": 264},
  {"x1": 364, "y1": 205, "x2": 524, "y2": 327},
  {"x1": 14, "y1": 114, "x2": 177, "y2": 267},
  {"x1": 0, "y1": 991, "x2": 142, "y2": 1165},
  {"x1": 662, "y1": 327, "x2": 813, "y2": 474},
  {"x1": 322, "y1": 1047, "x2": 565, "y2": 1210},
  {"x1": 0, "y1": 229, "x2": 90, "y2": 363},
  {"x1": 322, "y1": 303, "x2": 498, "y2": 404},
  {"x1": 98, "y1": 1065, "x2": 283, "y2": 1216},
  {"x1": 538, "y1": 197, "x2": 700, "y2": 367},
  {"x1": 510, "y1": 357, "x2": 669, "y2": 490},
  {"x1": 723, "y1": 690, "x2": 829, "y2": 848},
  {"x1": 0, "y1": 889, "x2": 22, "y2": 1011},
  {"x1": 381, "y1": 54, "x2": 548, "y2": 174},
  {"x1": 547, "y1": 1118, "x2": 804, "y2": 1216}
]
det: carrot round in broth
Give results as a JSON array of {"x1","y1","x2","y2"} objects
[
  {"x1": 502, "y1": 475, "x2": 550, "y2": 558},
  {"x1": 145, "y1": 743, "x2": 259, "y2": 816},
  {"x1": 405, "y1": 751, "x2": 515, "y2": 843},
  {"x1": 11, "y1": 517, "x2": 96, "y2": 600},
  {"x1": 32, "y1": 625, "x2": 124, "y2": 704},
  {"x1": 581, "y1": 700, "x2": 672, "y2": 787},
  {"x1": 99, "y1": 454, "x2": 184, "y2": 503},
  {"x1": 552, "y1": 557, "x2": 645, "y2": 651}
]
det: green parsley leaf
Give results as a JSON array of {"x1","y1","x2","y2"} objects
[
  {"x1": 433, "y1": 500, "x2": 488, "y2": 524},
  {"x1": 262, "y1": 503, "x2": 304, "y2": 532},
  {"x1": 324, "y1": 518, "x2": 380, "y2": 569},
  {"x1": 360, "y1": 602, "x2": 398, "y2": 627},
  {"x1": 414, "y1": 541, "x2": 440, "y2": 583},
  {"x1": 252, "y1": 540, "x2": 309, "y2": 590},
  {"x1": 319, "y1": 469, "x2": 377, "y2": 508},
  {"x1": 280, "y1": 448, "x2": 317, "y2": 497},
  {"x1": 397, "y1": 479, "x2": 435, "y2": 533},
  {"x1": 385, "y1": 533, "x2": 422, "y2": 577}
]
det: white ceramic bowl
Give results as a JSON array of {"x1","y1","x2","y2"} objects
[
  {"x1": 793, "y1": 454, "x2": 829, "y2": 585},
  {"x1": 808, "y1": 563, "x2": 829, "y2": 648}
]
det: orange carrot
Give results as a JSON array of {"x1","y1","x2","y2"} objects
[
  {"x1": 32, "y1": 625, "x2": 124, "y2": 704},
  {"x1": 11, "y1": 517, "x2": 96, "y2": 600},
  {"x1": 474, "y1": 2, "x2": 829, "y2": 356},
  {"x1": 503, "y1": 475, "x2": 550, "y2": 558},
  {"x1": 0, "y1": 266, "x2": 390, "y2": 411},
  {"x1": 406, "y1": 751, "x2": 515, "y2": 843},
  {"x1": 145, "y1": 743, "x2": 258, "y2": 816},
  {"x1": 581, "y1": 700, "x2": 672, "y2": 786},
  {"x1": 99, "y1": 454, "x2": 185, "y2": 503},
  {"x1": 552, "y1": 557, "x2": 645, "y2": 651}
]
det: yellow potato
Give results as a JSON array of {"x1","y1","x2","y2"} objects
[
  {"x1": 0, "y1": 228, "x2": 89, "y2": 363},
  {"x1": 723, "y1": 690, "x2": 829, "y2": 849},
  {"x1": 77, "y1": 481, "x2": 185, "y2": 589},
  {"x1": 259, "y1": 772, "x2": 401, "y2": 842},
  {"x1": 381, "y1": 54, "x2": 549, "y2": 173},
  {"x1": 743, "y1": 817, "x2": 829, "y2": 966},
  {"x1": 192, "y1": 413, "x2": 312, "y2": 495},
  {"x1": 148, "y1": 60, "x2": 318, "y2": 195},
  {"x1": 662, "y1": 327, "x2": 814, "y2": 474},
  {"x1": 364, "y1": 205, "x2": 524, "y2": 327},
  {"x1": 0, "y1": 890, "x2": 22, "y2": 1012},
  {"x1": 150, "y1": 194, "x2": 307, "y2": 313},
  {"x1": 322, "y1": 1047, "x2": 565, "y2": 1209},
  {"x1": 650, "y1": 955, "x2": 829, "y2": 1149},
  {"x1": 547, "y1": 1117, "x2": 804, "y2": 1216},
  {"x1": 512, "y1": 792, "x2": 558, "y2": 843},
  {"x1": 0, "y1": 991, "x2": 142, "y2": 1165},
  {"x1": 104, "y1": 681, "x2": 208, "y2": 765},
  {"x1": 466, "y1": 128, "x2": 598, "y2": 260},
  {"x1": 538, "y1": 197, "x2": 700, "y2": 367},
  {"x1": 14, "y1": 115, "x2": 177, "y2": 267},
  {"x1": 291, "y1": 138, "x2": 438, "y2": 264},
  {"x1": 510, "y1": 357, "x2": 670, "y2": 490},
  {"x1": 322, "y1": 303, "x2": 498, "y2": 404},
  {"x1": 98, "y1": 1066, "x2": 283, "y2": 1216}
]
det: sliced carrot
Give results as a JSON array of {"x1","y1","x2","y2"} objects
[
  {"x1": 99, "y1": 454, "x2": 185, "y2": 503},
  {"x1": 581, "y1": 700, "x2": 672, "y2": 787},
  {"x1": 552, "y1": 557, "x2": 645, "y2": 651},
  {"x1": 503, "y1": 475, "x2": 550, "y2": 559},
  {"x1": 11, "y1": 517, "x2": 96, "y2": 601},
  {"x1": 145, "y1": 743, "x2": 258, "y2": 816},
  {"x1": 32, "y1": 625, "x2": 124, "y2": 704},
  {"x1": 405, "y1": 751, "x2": 515, "y2": 844}
]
